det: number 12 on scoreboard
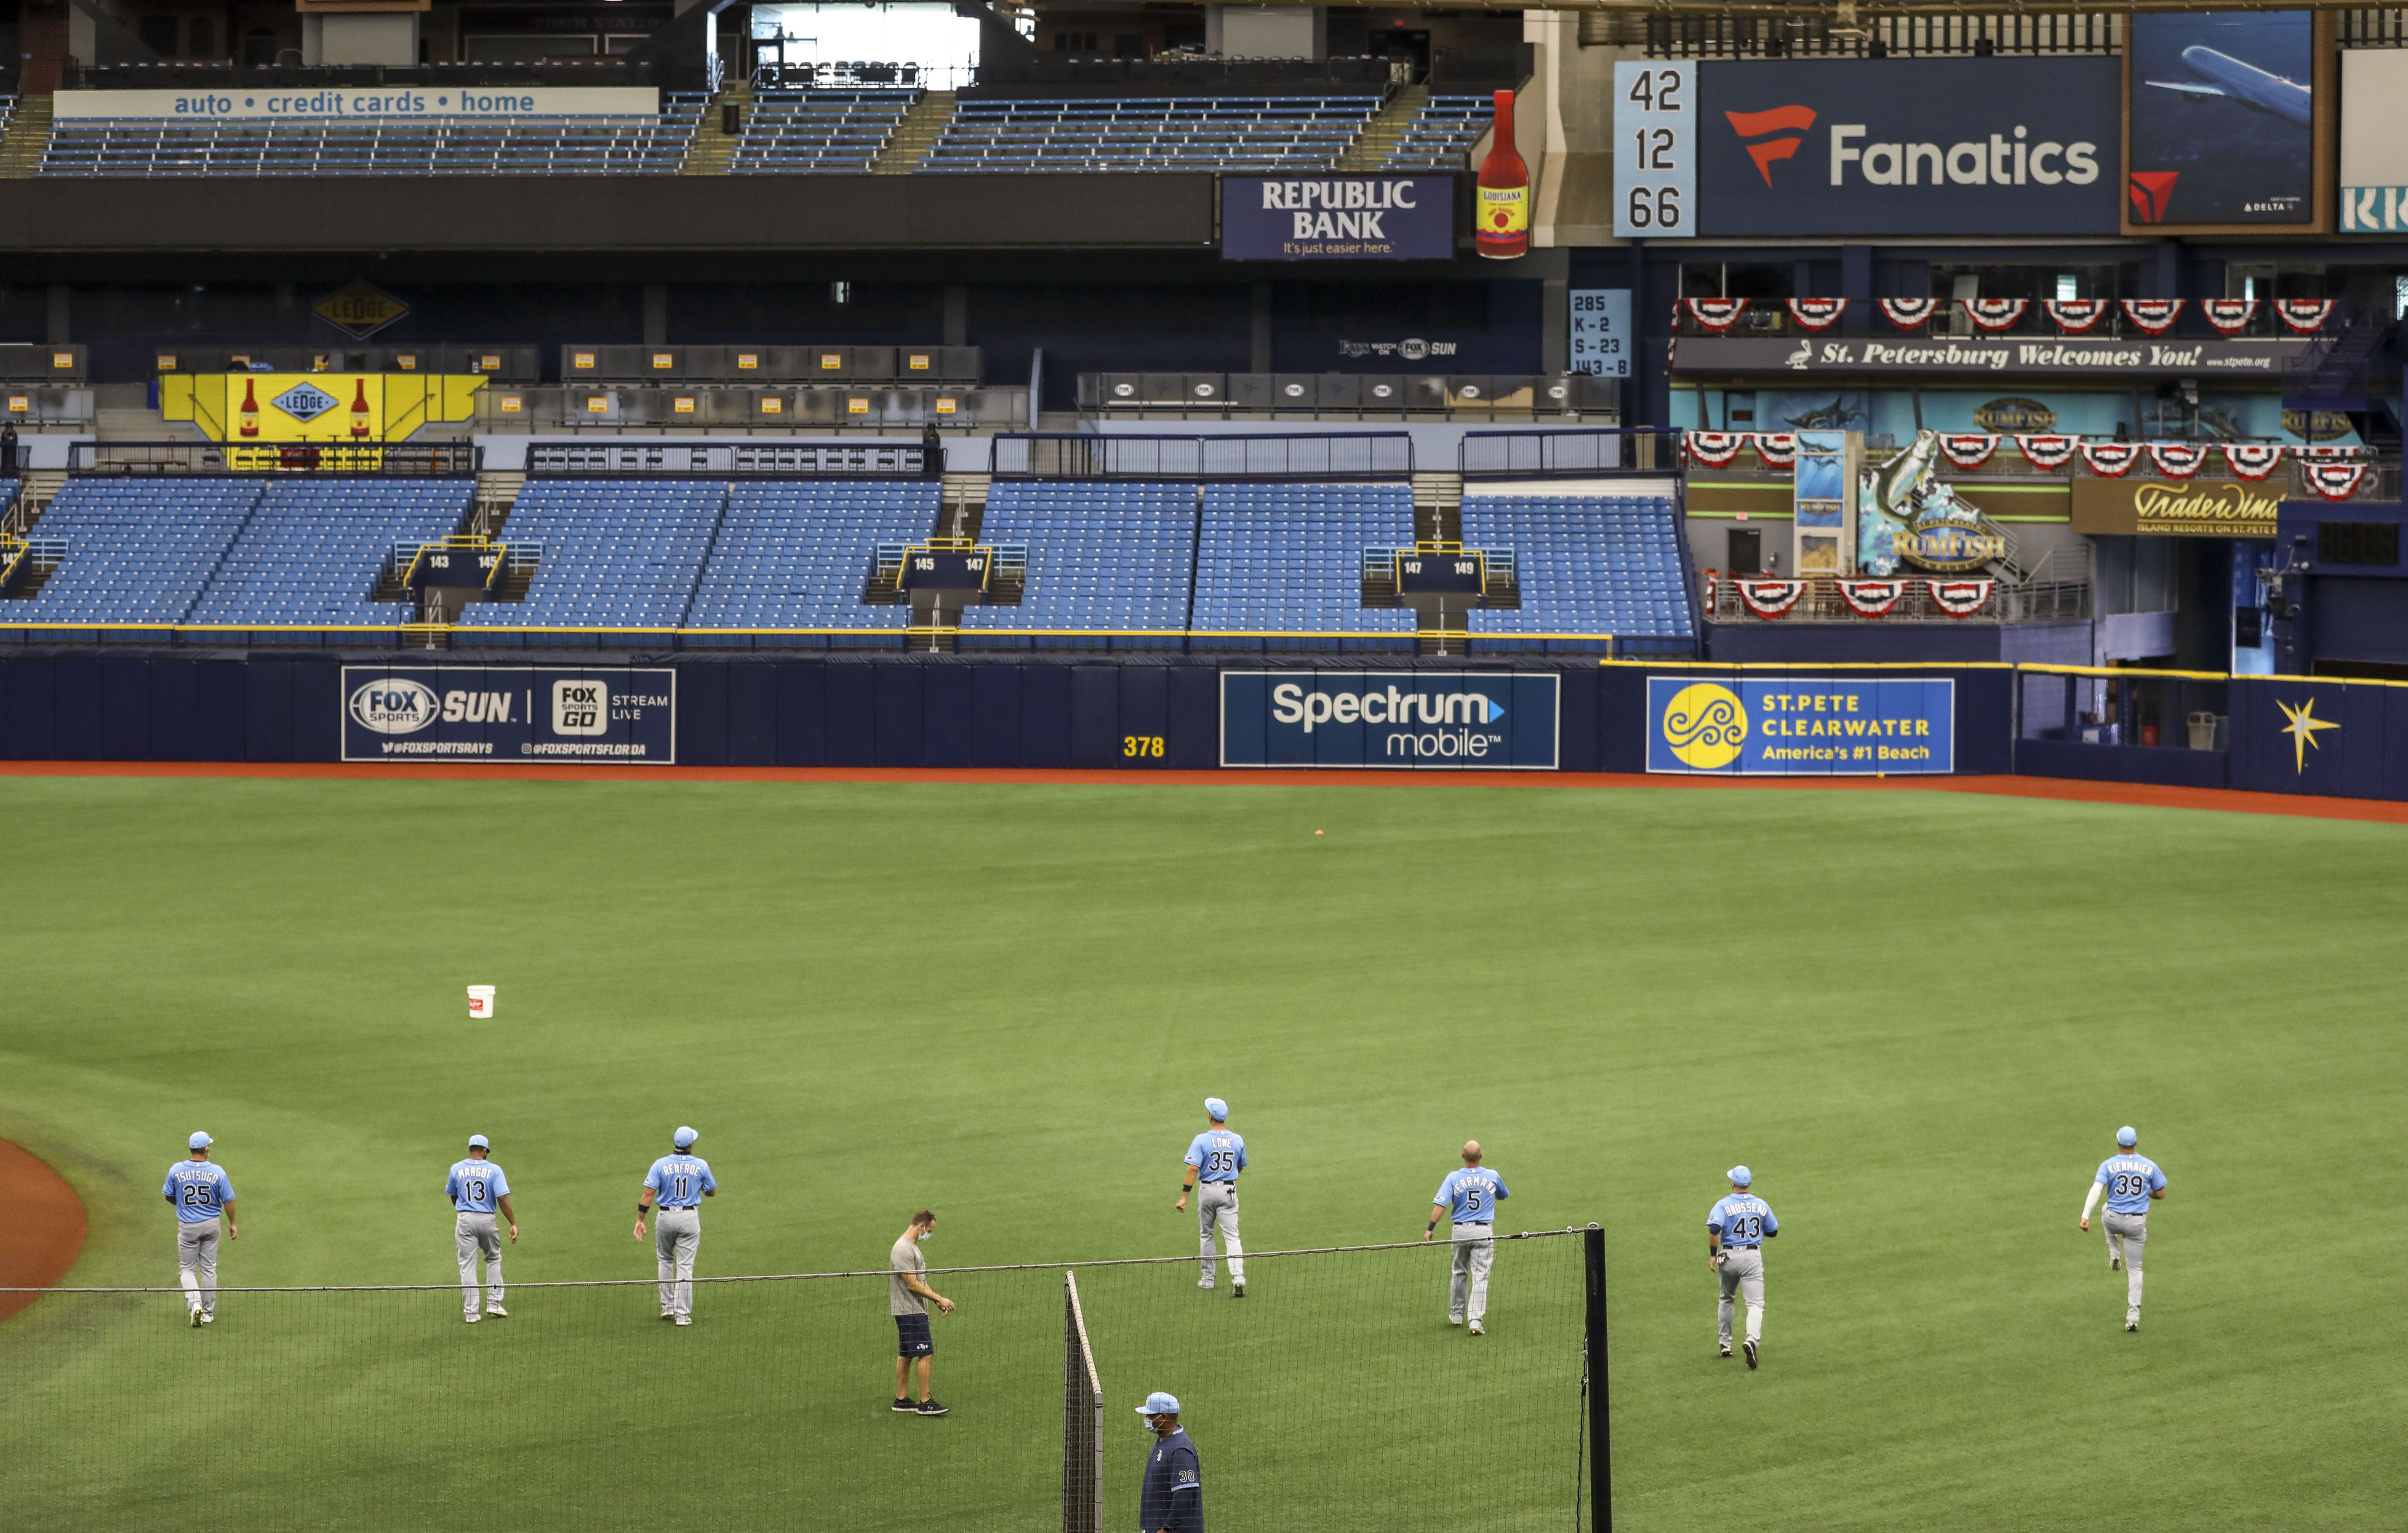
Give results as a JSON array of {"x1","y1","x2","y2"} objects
[{"x1": 1613, "y1": 62, "x2": 1694, "y2": 240}]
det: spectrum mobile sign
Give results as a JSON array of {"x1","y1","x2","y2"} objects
[
  {"x1": 1220, "y1": 672, "x2": 1560, "y2": 769},
  {"x1": 1647, "y1": 676, "x2": 1954, "y2": 775},
  {"x1": 342, "y1": 666, "x2": 675, "y2": 763}
]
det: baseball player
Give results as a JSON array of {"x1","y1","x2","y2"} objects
[
  {"x1": 1136, "y1": 1391, "x2": 1203, "y2": 1533},
  {"x1": 2079, "y1": 1126, "x2": 2167, "y2": 1332},
  {"x1": 163, "y1": 1132, "x2": 237, "y2": 1327},
  {"x1": 1423, "y1": 1140, "x2": 1508, "y2": 1335},
  {"x1": 1176, "y1": 1098, "x2": 1246, "y2": 1297},
  {"x1": 445, "y1": 1134, "x2": 518, "y2": 1324},
  {"x1": 1708, "y1": 1166, "x2": 1778, "y2": 1369},
  {"x1": 633, "y1": 1126, "x2": 715, "y2": 1326}
]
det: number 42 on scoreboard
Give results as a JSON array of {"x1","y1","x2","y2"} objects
[{"x1": 1614, "y1": 62, "x2": 1694, "y2": 240}]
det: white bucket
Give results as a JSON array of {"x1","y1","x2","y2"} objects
[{"x1": 467, "y1": 985, "x2": 496, "y2": 1019}]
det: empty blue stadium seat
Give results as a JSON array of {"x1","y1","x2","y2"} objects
[
  {"x1": 186, "y1": 479, "x2": 470, "y2": 631},
  {"x1": 9, "y1": 479, "x2": 265, "y2": 623},
  {"x1": 1458, "y1": 491, "x2": 1693, "y2": 652},
  {"x1": 730, "y1": 90, "x2": 917, "y2": 173},
  {"x1": 923, "y1": 94, "x2": 1380, "y2": 173},
  {"x1": 683, "y1": 479, "x2": 941, "y2": 641},
  {"x1": 1380, "y1": 94, "x2": 1492, "y2": 172},
  {"x1": 456, "y1": 479, "x2": 726, "y2": 631},
  {"x1": 960, "y1": 481, "x2": 1196, "y2": 649},
  {"x1": 1189, "y1": 482, "x2": 1415, "y2": 649}
]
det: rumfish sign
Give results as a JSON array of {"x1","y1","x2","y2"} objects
[
  {"x1": 1220, "y1": 176, "x2": 1455, "y2": 260},
  {"x1": 1220, "y1": 671, "x2": 1560, "y2": 768},
  {"x1": 1691, "y1": 58, "x2": 2122, "y2": 235},
  {"x1": 1647, "y1": 676, "x2": 1955, "y2": 775}
]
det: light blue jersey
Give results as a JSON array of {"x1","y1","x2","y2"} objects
[
  {"x1": 1708, "y1": 1194, "x2": 1777, "y2": 1247},
  {"x1": 2095, "y1": 1154, "x2": 2165, "y2": 1216},
  {"x1": 1186, "y1": 1130, "x2": 1247, "y2": 1183},
  {"x1": 163, "y1": 1159, "x2": 235, "y2": 1224},
  {"x1": 446, "y1": 1159, "x2": 511, "y2": 1213},
  {"x1": 1435, "y1": 1167, "x2": 1509, "y2": 1224},
  {"x1": 646, "y1": 1154, "x2": 715, "y2": 1208}
]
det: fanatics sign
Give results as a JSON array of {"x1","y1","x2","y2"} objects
[{"x1": 1220, "y1": 176, "x2": 1455, "y2": 261}]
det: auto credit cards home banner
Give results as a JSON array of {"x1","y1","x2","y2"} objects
[
  {"x1": 1647, "y1": 675, "x2": 1955, "y2": 774},
  {"x1": 52, "y1": 88, "x2": 661, "y2": 120},
  {"x1": 342, "y1": 667, "x2": 675, "y2": 762},
  {"x1": 1220, "y1": 671, "x2": 1560, "y2": 768}
]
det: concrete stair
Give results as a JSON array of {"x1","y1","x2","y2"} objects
[
  {"x1": 684, "y1": 82, "x2": 752, "y2": 174},
  {"x1": 1337, "y1": 85, "x2": 1423, "y2": 172},
  {"x1": 0, "y1": 94, "x2": 54, "y2": 180},
  {"x1": 871, "y1": 91, "x2": 955, "y2": 174}
]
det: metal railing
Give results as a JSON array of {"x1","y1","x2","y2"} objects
[
  {"x1": 69, "y1": 441, "x2": 480, "y2": 476},
  {"x1": 1459, "y1": 427, "x2": 1676, "y2": 478},
  {"x1": 523, "y1": 441, "x2": 931, "y2": 477},
  {"x1": 1706, "y1": 575, "x2": 2090, "y2": 625},
  {"x1": 1601, "y1": 10, "x2": 2124, "y2": 56},
  {"x1": 990, "y1": 433, "x2": 1414, "y2": 480}
]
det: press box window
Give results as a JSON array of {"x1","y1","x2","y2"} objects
[{"x1": 2317, "y1": 521, "x2": 2400, "y2": 567}]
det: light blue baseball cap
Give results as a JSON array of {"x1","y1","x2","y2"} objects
[
  {"x1": 1135, "y1": 1391, "x2": 1181, "y2": 1417},
  {"x1": 2116, "y1": 1126, "x2": 2138, "y2": 1148},
  {"x1": 1204, "y1": 1098, "x2": 1229, "y2": 1122},
  {"x1": 1727, "y1": 1165, "x2": 1751, "y2": 1186},
  {"x1": 468, "y1": 1134, "x2": 490, "y2": 1150},
  {"x1": 188, "y1": 1131, "x2": 213, "y2": 1151},
  {"x1": 673, "y1": 1126, "x2": 699, "y2": 1149}
]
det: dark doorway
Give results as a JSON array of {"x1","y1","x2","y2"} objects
[{"x1": 1727, "y1": 528, "x2": 1762, "y2": 575}]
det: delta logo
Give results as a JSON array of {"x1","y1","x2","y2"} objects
[
  {"x1": 2129, "y1": 171, "x2": 2179, "y2": 223},
  {"x1": 1722, "y1": 105, "x2": 2102, "y2": 190}
]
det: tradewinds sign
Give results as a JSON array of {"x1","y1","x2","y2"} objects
[
  {"x1": 2069, "y1": 478, "x2": 2279, "y2": 537},
  {"x1": 1647, "y1": 675, "x2": 1955, "y2": 775},
  {"x1": 1220, "y1": 671, "x2": 1559, "y2": 768}
]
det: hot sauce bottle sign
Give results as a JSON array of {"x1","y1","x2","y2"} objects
[
  {"x1": 1476, "y1": 89, "x2": 1529, "y2": 259},
  {"x1": 237, "y1": 378, "x2": 260, "y2": 437}
]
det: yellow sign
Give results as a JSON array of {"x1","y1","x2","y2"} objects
[
  {"x1": 159, "y1": 372, "x2": 485, "y2": 444},
  {"x1": 820, "y1": 353, "x2": 843, "y2": 371},
  {"x1": 651, "y1": 353, "x2": 674, "y2": 371},
  {"x1": 760, "y1": 397, "x2": 783, "y2": 415},
  {"x1": 6, "y1": 396, "x2": 28, "y2": 413},
  {"x1": 908, "y1": 353, "x2": 931, "y2": 371},
  {"x1": 1661, "y1": 683, "x2": 1748, "y2": 769},
  {"x1": 737, "y1": 352, "x2": 760, "y2": 371},
  {"x1": 571, "y1": 352, "x2": 596, "y2": 371},
  {"x1": 2277, "y1": 696, "x2": 2339, "y2": 772},
  {"x1": 313, "y1": 281, "x2": 409, "y2": 340},
  {"x1": 936, "y1": 397, "x2": 957, "y2": 416},
  {"x1": 584, "y1": 395, "x2": 611, "y2": 415},
  {"x1": 672, "y1": 396, "x2": 697, "y2": 415},
  {"x1": 2071, "y1": 479, "x2": 2279, "y2": 537},
  {"x1": 847, "y1": 397, "x2": 870, "y2": 415}
]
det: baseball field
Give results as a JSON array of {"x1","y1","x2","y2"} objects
[{"x1": 0, "y1": 772, "x2": 2401, "y2": 1531}]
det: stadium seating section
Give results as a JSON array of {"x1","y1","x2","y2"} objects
[
  {"x1": 2, "y1": 477, "x2": 1693, "y2": 648},
  {"x1": 923, "y1": 95, "x2": 1381, "y2": 172},
  {"x1": 962, "y1": 482, "x2": 1197, "y2": 648},
  {"x1": 685, "y1": 479, "x2": 939, "y2": 640},
  {"x1": 39, "y1": 95, "x2": 707, "y2": 176},
  {"x1": 1380, "y1": 94, "x2": 1492, "y2": 172},
  {"x1": 730, "y1": 90, "x2": 916, "y2": 173},
  {"x1": 1459, "y1": 491, "x2": 1692, "y2": 651},
  {"x1": 1192, "y1": 483, "x2": 1417, "y2": 649}
]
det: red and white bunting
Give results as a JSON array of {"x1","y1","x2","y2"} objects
[
  {"x1": 2015, "y1": 434, "x2": 2081, "y2": 470},
  {"x1": 2147, "y1": 442, "x2": 2210, "y2": 480},
  {"x1": 1837, "y1": 579, "x2": 1906, "y2": 617},
  {"x1": 2221, "y1": 442, "x2": 2286, "y2": 481},
  {"x1": 1938, "y1": 434, "x2": 2000, "y2": 469},
  {"x1": 2201, "y1": 299, "x2": 2258, "y2": 335},
  {"x1": 1878, "y1": 298, "x2": 1939, "y2": 330},
  {"x1": 1750, "y1": 432, "x2": 1799, "y2": 467},
  {"x1": 1737, "y1": 579, "x2": 1805, "y2": 618},
  {"x1": 1685, "y1": 298, "x2": 1750, "y2": 332},
  {"x1": 1684, "y1": 430, "x2": 1747, "y2": 467},
  {"x1": 1927, "y1": 579, "x2": 1995, "y2": 617},
  {"x1": 2291, "y1": 443, "x2": 2367, "y2": 461},
  {"x1": 2043, "y1": 299, "x2": 2110, "y2": 333},
  {"x1": 1702, "y1": 569, "x2": 1719, "y2": 611},
  {"x1": 2303, "y1": 462, "x2": 2370, "y2": 501},
  {"x1": 2079, "y1": 441, "x2": 2144, "y2": 478},
  {"x1": 1787, "y1": 298, "x2": 1848, "y2": 331},
  {"x1": 2121, "y1": 299, "x2": 2184, "y2": 335},
  {"x1": 2275, "y1": 299, "x2": 2335, "y2": 334},
  {"x1": 1963, "y1": 298, "x2": 2029, "y2": 332}
]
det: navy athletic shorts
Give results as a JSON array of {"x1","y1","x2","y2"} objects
[{"x1": 896, "y1": 1313, "x2": 934, "y2": 1358}]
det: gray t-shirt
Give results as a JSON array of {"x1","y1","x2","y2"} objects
[{"x1": 889, "y1": 1233, "x2": 928, "y2": 1317}]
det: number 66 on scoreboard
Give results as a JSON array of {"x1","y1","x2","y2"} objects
[{"x1": 1614, "y1": 61, "x2": 1694, "y2": 240}]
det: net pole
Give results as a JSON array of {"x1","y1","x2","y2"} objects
[
  {"x1": 1064, "y1": 1269, "x2": 1104, "y2": 1533},
  {"x1": 1585, "y1": 1224, "x2": 1610, "y2": 1533}
]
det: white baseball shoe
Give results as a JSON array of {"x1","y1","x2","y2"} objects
[
  {"x1": 1468, "y1": 1321, "x2": 1485, "y2": 1337},
  {"x1": 2110, "y1": 1255, "x2": 2122, "y2": 1272},
  {"x1": 485, "y1": 1306, "x2": 508, "y2": 1318},
  {"x1": 675, "y1": 1315, "x2": 692, "y2": 1327},
  {"x1": 466, "y1": 1314, "x2": 481, "y2": 1324},
  {"x1": 189, "y1": 1307, "x2": 204, "y2": 1328},
  {"x1": 198, "y1": 1312, "x2": 214, "y2": 1326}
]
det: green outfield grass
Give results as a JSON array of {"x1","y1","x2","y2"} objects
[{"x1": 0, "y1": 775, "x2": 2402, "y2": 1532}]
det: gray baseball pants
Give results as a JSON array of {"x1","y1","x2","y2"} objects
[
  {"x1": 456, "y1": 1212, "x2": 504, "y2": 1317},
  {"x1": 1197, "y1": 1182, "x2": 1244, "y2": 1287},
  {"x1": 655, "y1": 1207, "x2": 701, "y2": 1318},
  {"x1": 176, "y1": 1218, "x2": 220, "y2": 1317},
  {"x1": 1717, "y1": 1246, "x2": 1765, "y2": 1347},
  {"x1": 2105, "y1": 1212, "x2": 2147, "y2": 1324},
  {"x1": 1449, "y1": 1222, "x2": 1495, "y2": 1324}
]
